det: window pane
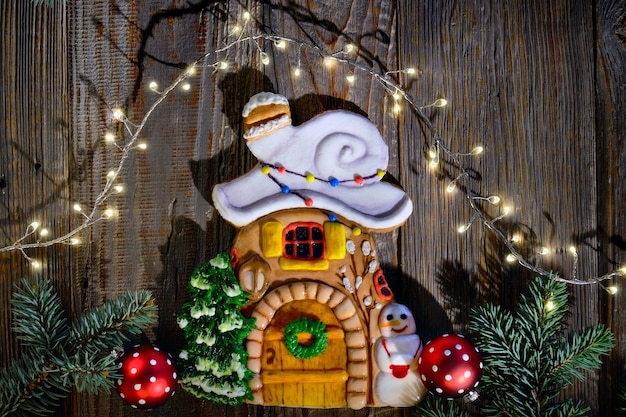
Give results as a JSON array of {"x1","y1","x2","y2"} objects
[
  {"x1": 312, "y1": 243, "x2": 324, "y2": 258},
  {"x1": 296, "y1": 227, "x2": 309, "y2": 241},
  {"x1": 285, "y1": 230, "x2": 294, "y2": 241},
  {"x1": 296, "y1": 244, "x2": 310, "y2": 258},
  {"x1": 312, "y1": 227, "x2": 323, "y2": 240}
]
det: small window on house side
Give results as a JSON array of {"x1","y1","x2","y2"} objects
[{"x1": 283, "y1": 222, "x2": 325, "y2": 260}]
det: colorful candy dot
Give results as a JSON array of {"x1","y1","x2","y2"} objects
[
  {"x1": 281, "y1": 185, "x2": 290, "y2": 194},
  {"x1": 329, "y1": 177, "x2": 339, "y2": 187},
  {"x1": 277, "y1": 166, "x2": 286, "y2": 174},
  {"x1": 261, "y1": 166, "x2": 270, "y2": 175},
  {"x1": 354, "y1": 175, "x2": 364, "y2": 185},
  {"x1": 328, "y1": 213, "x2": 337, "y2": 222},
  {"x1": 305, "y1": 173, "x2": 315, "y2": 183},
  {"x1": 376, "y1": 169, "x2": 385, "y2": 178},
  {"x1": 352, "y1": 227, "x2": 361, "y2": 236},
  {"x1": 304, "y1": 198, "x2": 314, "y2": 206}
]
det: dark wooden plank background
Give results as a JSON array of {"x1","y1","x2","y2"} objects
[{"x1": 1, "y1": 0, "x2": 625, "y2": 416}]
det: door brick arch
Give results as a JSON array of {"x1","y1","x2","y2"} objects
[{"x1": 245, "y1": 282, "x2": 369, "y2": 409}]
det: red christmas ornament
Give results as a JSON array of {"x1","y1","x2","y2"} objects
[
  {"x1": 418, "y1": 334, "x2": 482, "y2": 398},
  {"x1": 117, "y1": 344, "x2": 178, "y2": 409}
]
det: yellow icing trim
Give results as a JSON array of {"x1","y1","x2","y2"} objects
[
  {"x1": 324, "y1": 222, "x2": 346, "y2": 260},
  {"x1": 279, "y1": 258, "x2": 329, "y2": 271},
  {"x1": 261, "y1": 221, "x2": 283, "y2": 258}
]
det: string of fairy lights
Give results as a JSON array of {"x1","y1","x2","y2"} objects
[{"x1": 1, "y1": 9, "x2": 624, "y2": 294}]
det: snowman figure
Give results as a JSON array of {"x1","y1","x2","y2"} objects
[{"x1": 373, "y1": 303, "x2": 427, "y2": 406}]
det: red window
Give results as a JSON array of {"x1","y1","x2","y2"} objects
[{"x1": 283, "y1": 222, "x2": 325, "y2": 260}]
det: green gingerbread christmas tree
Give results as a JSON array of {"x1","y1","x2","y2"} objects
[{"x1": 177, "y1": 253, "x2": 256, "y2": 406}]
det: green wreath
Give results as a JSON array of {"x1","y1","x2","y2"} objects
[{"x1": 284, "y1": 317, "x2": 328, "y2": 359}]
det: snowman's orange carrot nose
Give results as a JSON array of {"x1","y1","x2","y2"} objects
[{"x1": 381, "y1": 319, "x2": 401, "y2": 328}]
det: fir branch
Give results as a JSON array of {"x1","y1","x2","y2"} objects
[
  {"x1": 68, "y1": 290, "x2": 158, "y2": 355},
  {"x1": 0, "y1": 349, "x2": 68, "y2": 417},
  {"x1": 469, "y1": 276, "x2": 614, "y2": 417},
  {"x1": 515, "y1": 276, "x2": 569, "y2": 354},
  {"x1": 11, "y1": 278, "x2": 69, "y2": 351},
  {"x1": 0, "y1": 280, "x2": 158, "y2": 417},
  {"x1": 546, "y1": 325, "x2": 614, "y2": 388}
]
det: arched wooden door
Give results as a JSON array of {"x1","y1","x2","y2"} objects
[{"x1": 261, "y1": 299, "x2": 348, "y2": 408}]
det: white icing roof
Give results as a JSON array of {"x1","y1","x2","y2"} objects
[{"x1": 212, "y1": 106, "x2": 413, "y2": 231}]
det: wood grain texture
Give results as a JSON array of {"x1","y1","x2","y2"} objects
[
  {"x1": 0, "y1": 0, "x2": 71, "y2": 367},
  {"x1": 596, "y1": 0, "x2": 626, "y2": 415},
  {"x1": 1, "y1": 0, "x2": 625, "y2": 416}
]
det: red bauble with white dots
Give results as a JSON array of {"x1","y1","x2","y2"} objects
[
  {"x1": 418, "y1": 334, "x2": 482, "y2": 398},
  {"x1": 117, "y1": 344, "x2": 178, "y2": 409}
]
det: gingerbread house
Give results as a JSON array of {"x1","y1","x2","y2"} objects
[{"x1": 212, "y1": 93, "x2": 424, "y2": 409}]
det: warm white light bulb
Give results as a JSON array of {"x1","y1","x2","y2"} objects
[
  {"x1": 406, "y1": 67, "x2": 416, "y2": 75},
  {"x1": 137, "y1": 142, "x2": 147, "y2": 150},
  {"x1": 242, "y1": 11, "x2": 251, "y2": 20},
  {"x1": 505, "y1": 253, "x2": 517, "y2": 263},
  {"x1": 104, "y1": 132, "x2": 116, "y2": 143},
  {"x1": 433, "y1": 98, "x2": 448, "y2": 107},
  {"x1": 73, "y1": 203, "x2": 82, "y2": 212},
  {"x1": 344, "y1": 44, "x2": 355, "y2": 53},
  {"x1": 231, "y1": 24, "x2": 241, "y2": 34},
  {"x1": 487, "y1": 195, "x2": 501, "y2": 205},
  {"x1": 607, "y1": 286, "x2": 618, "y2": 295},
  {"x1": 568, "y1": 245, "x2": 577, "y2": 255},
  {"x1": 185, "y1": 65, "x2": 196, "y2": 76},
  {"x1": 392, "y1": 91, "x2": 401, "y2": 101},
  {"x1": 219, "y1": 61, "x2": 229, "y2": 70},
  {"x1": 148, "y1": 81, "x2": 158, "y2": 91},
  {"x1": 31, "y1": 260, "x2": 41, "y2": 269},
  {"x1": 112, "y1": 108, "x2": 125, "y2": 121},
  {"x1": 502, "y1": 205, "x2": 512, "y2": 215},
  {"x1": 472, "y1": 145, "x2": 484, "y2": 155},
  {"x1": 429, "y1": 159, "x2": 439, "y2": 169},
  {"x1": 620, "y1": 265, "x2": 626, "y2": 275},
  {"x1": 545, "y1": 300, "x2": 555, "y2": 311},
  {"x1": 260, "y1": 52, "x2": 270, "y2": 65},
  {"x1": 511, "y1": 234, "x2": 521, "y2": 243},
  {"x1": 39, "y1": 228, "x2": 49, "y2": 237},
  {"x1": 70, "y1": 237, "x2": 80, "y2": 245},
  {"x1": 346, "y1": 72, "x2": 355, "y2": 84},
  {"x1": 106, "y1": 170, "x2": 116, "y2": 180},
  {"x1": 293, "y1": 67, "x2": 301, "y2": 77},
  {"x1": 181, "y1": 82, "x2": 191, "y2": 91},
  {"x1": 274, "y1": 39, "x2": 286, "y2": 49},
  {"x1": 457, "y1": 223, "x2": 471, "y2": 233},
  {"x1": 446, "y1": 182, "x2": 457, "y2": 193},
  {"x1": 113, "y1": 184, "x2": 125, "y2": 193},
  {"x1": 102, "y1": 208, "x2": 115, "y2": 219},
  {"x1": 324, "y1": 56, "x2": 335, "y2": 67},
  {"x1": 393, "y1": 103, "x2": 402, "y2": 114},
  {"x1": 30, "y1": 221, "x2": 39, "y2": 231}
]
